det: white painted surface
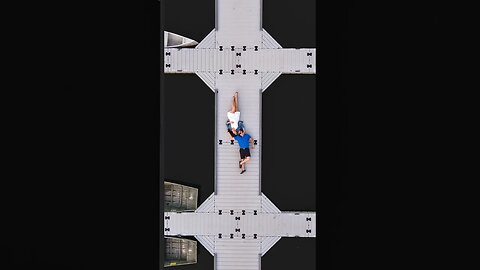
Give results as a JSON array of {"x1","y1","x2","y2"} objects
[
  {"x1": 164, "y1": 1, "x2": 316, "y2": 269},
  {"x1": 166, "y1": 211, "x2": 315, "y2": 237},
  {"x1": 216, "y1": 0, "x2": 262, "y2": 47},
  {"x1": 164, "y1": 46, "x2": 316, "y2": 74}
]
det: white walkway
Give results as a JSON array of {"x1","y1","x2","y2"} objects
[{"x1": 164, "y1": 1, "x2": 316, "y2": 269}]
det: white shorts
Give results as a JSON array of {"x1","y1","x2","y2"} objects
[{"x1": 227, "y1": 111, "x2": 241, "y2": 129}]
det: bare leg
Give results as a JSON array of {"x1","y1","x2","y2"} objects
[
  {"x1": 234, "y1": 92, "x2": 239, "y2": 112},
  {"x1": 230, "y1": 95, "x2": 236, "y2": 113},
  {"x1": 240, "y1": 156, "x2": 249, "y2": 173},
  {"x1": 240, "y1": 156, "x2": 250, "y2": 166}
]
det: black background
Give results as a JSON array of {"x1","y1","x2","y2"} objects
[{"x1": 3, "y1": 1, "x2": 447, "y2": 270}]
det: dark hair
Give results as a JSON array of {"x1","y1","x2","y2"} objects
[{"x1": 238, "y1": 128, "x2": 244, "y2": 133}]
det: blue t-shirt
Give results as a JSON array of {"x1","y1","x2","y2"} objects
[{"x1": 234, "y1": 134, "x2": 251, "y2": 148}]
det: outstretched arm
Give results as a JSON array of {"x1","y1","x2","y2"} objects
[
  {"x1": 227, "y1": 129, "x2": 236, "y2": 140},
  {"x1": 249, "y1": 137, "x2": 255, "y2": 148}
]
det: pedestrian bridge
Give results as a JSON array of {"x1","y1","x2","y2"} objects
[{"x1": 164, "y1": 1, "x2": 316, "y2": 269}]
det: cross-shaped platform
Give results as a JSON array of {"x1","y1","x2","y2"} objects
[{"x1": 164, "y1": 1, "x2": 316, "y2": 269}]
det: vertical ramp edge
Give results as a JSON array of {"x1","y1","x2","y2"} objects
[
  {"x1": 196, "y1": 29, "x2": 217, "y2": 49},
  {"x1": 261, "y1": 29, "x2": 282, "y2": 49},
  {"x1": 196, "y1": 72, "x2": 216, "y2": 92}
]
